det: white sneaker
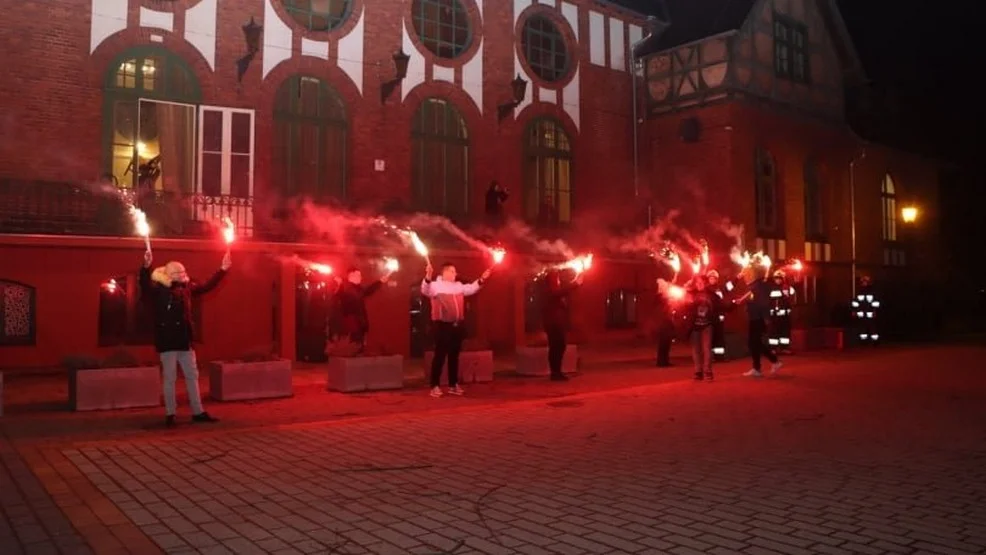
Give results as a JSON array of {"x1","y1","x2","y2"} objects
[
  {"x1": 743, "y1": 369, "x2": 763, "y2": 378},
  {"x1": 430, "y1": 387, "x2": 443, "y2": 398},
  {"x1": 770, "y1": 362, "x2": 783, "y2": 376},
  {"x1": 448, "y1": 385, "x2": 465, "y2": 396}
]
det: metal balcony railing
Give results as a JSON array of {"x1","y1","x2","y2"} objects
[{"x1": 0, "y1": 179, "x2": 254, "y2": 238}]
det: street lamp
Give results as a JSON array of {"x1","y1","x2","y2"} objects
[{"x1": 901, "y1": 205, "x2": 919, "y2": 224}]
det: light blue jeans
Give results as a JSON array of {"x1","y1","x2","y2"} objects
[{"x1": 160, "y1": 350, "x2": 204, "y2": 416}]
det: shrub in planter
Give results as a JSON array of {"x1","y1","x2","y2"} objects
[
  {"x1": 209, "y1": 350, "x2": 292, "y2": 402},
  {"x1": 424, "y1": 338, "x2": 495, "y2": 385},
  {"x1": 325, "y1": 340, "x2": 404, "y2": 393},
  {"x1": 67, "y1": 350, "x2": 161, "y2": 411}
]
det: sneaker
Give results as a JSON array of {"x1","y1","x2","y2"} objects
[
  {"x1": 705, "y1": 373, "x2": 715, "y2": 382},
  {"x1": 693, "y1": 372, "x2": 704, "y2": 381},
  {"x1": 429, "y1": 387, "x2": 443, "y2": 398},
  {"x1": 550, "y1": 374, "x2": 569, "y2": 382},
  {"x1": 192, "y1": 412, "x2": 219, "y2": 423},
  {"x1": 165, "y1": 415, "x2": 176, "y2": 428},
  {"x1": 770, "y1": 362, "x2": 784, "y2": 376},
  {"x1": 448, "y1": 385, "x2": 465, "y2": 396},
  {"x1": 743, "y1": 369, "x2": 763, "y2": 378}
]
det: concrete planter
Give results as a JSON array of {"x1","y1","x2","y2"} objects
[
  {"x1": 209, "y1": 359, "x2": 293, "y2": 401},
  {"x1": 327, "y1": 355, "x2": 404, "y2": 393},
  {"x1": 516, "y1": 345, "x2": 578, "y2": 376},
  {"x1": 69, "y1": 366, "x2": 161, "y2": 411},
  {"x1": 423, "y1": 350, "x2": 494, "y2": 385}
]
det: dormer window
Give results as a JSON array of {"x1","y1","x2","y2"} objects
[{"x1": 774, "y1": 14, "x2": 809, "y2": 84}]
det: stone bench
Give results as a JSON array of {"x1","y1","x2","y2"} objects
[
  {"x1": 327, "y1": 355, "x2": 404, "y2": 393},
  {"x1": 209, "y1": 359, "x2": 293, "y2": 401},
  {"x1": 516, "y1": 345, "x2": 578, "y2": 376},
  {"x1": 423, "y1": 350, "x2": 494, "y2": 385},
  {"x1": 69, "y1": 366, "x2": 161, "y2": 411}
]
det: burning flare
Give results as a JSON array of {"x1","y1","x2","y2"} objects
[
  {"x1": 129, "y1": 205, "x2": 151, "y2": 252},
  {"x1": 489, "y1": 247, "x2": 506, "y2": 265},
  {"x1": 690, "y1": 258, "x2": 702, "y2": 274},
  {"x1": 405, "y1": 231, "x2": 430, "y2": 264},
  {"x1": 222, "y1": 217, "x2": 235, "y2": 245},
  {"x1": 384, "y1": 257, "x2": 399, "y2": 273},
  {"x1": 668, "y1": 285, "x2": 686, "y2": 301},
  {"x1": 563, "y1": 253, "x2": 593, "y2": 274},
  {"x1": 309, "y1": 263, "x2": 333, "y2": 275},
  {"x1": 789, "y1": 259, "x2": 804, "y2": 272},
  {"x1": 700, "y1": 239, "x2": 710, "y2": 267}
]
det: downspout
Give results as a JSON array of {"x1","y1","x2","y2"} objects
[{"x1": 849, "y1": 148, "x2": 866, "y2": 298}]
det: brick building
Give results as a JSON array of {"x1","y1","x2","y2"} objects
[{"x1": 0, "y1": 0, "x2": 939, "y2": 369}]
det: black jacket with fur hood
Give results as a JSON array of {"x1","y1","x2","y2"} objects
[{"x1": 139, "y1": 265, "x2": 226, "y2": 353}]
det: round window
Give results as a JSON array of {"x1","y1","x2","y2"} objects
[
  {"x1": 411, "y1": 0, "x2": 473, "y2": 59},
  {"x1": 281, "y1": 0, "x2": 352, "y2": 32},
  {"x1": 521, "y1": 14, "x2": 570, "y2": 83}
]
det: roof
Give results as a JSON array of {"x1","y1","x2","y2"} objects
[{"x1": 634, "y1": 0, "x2": 758, "y2": 55}]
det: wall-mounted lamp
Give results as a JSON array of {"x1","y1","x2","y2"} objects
[
  {"x1": 380, "y1": 50, "x2": 411, "y2": 103},
  {"x1": 236, "y1": 17, "x2": 264, "y2": 82},
  {"x1": 901, "y1": 205, "x2": 919, "y2": 224},
  {"x1": 497, "y1": 75, "x2": 529, "y2": 121}
]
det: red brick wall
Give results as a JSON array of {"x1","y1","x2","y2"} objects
[
  {"x1": 644, "y1": 99, "x2": 942, "y2": 326},
  {"x1": 0, "y1": 0, "x2": 647, "y2": 215}
]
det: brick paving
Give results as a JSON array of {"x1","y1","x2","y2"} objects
[{"x1": 2, "y1": 344, "x2": 986, "y2": 554}]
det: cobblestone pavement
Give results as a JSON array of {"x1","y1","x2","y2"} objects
[{"x1": 3, "y1": 344, "x2": 986, "y2": 555}]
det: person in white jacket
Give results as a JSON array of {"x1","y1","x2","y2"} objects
[{"x1": 421, "y1": 262, "x2": 492, "y2": 397}]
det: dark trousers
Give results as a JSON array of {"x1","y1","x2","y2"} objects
[
  {"x1": 748, "y1": 319, "x2": 778, "y2": 371},
  {"x1": 656, "y1": 322, "x2": 673, "y2": 365},
  {"x1": 430, "y1": 321, "x2": 465, "y2": 388},
  {"x1": 769, "y1": 316, "x2": 791, "y2": 348},
  {"x1": 545, "y1": 325, "x2": 567, "y2": 376}
]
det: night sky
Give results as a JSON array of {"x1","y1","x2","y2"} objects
[{"x1": 617, "y1": 0, "x2": 985, "y2": 279}]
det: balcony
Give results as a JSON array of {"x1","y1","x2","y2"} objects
[{"x1": 0, "y1": 179, "x2": 253, "y2": 239}]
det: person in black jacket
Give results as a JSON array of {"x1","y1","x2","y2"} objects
[
  {"x1": 331, "y1": 267, "x2": 393, "y2": 351},
  {"x1": 484, "y1": 180, "x2": 509, "y2": 226},
  {"x1": 541, "y1": 269, "x2": 584, "y2": 381},
  {"x1": 140, "y1": 250, "x2": 228, "y2": 427}
]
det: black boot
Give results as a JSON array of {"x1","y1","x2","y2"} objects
[{"x1": 192, "y1": 412, "x2": 219, "y2": 423}]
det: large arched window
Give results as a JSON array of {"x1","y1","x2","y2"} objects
[
  {"x1": 803, "y1": 157, "x2": 824, "y2": 239},
  {"x1": 103, "y1": 46, "x2": 200, "y2": 192},
  {"x1": 524, "y1": 118, "x2": 572, "y2": 225},
  {"x1": 273, "y1": 75, "x2": 348, "y2": 200},
  {"x1": 0, "y1": 280, "x2": 36, "y2": 346},
  {"x1": 411, "y1": 98, "x2": 470, "y2": 216},
  {"x1": 755, "y1": 147, "x2": 779, "y2": 234},
  {"x1": 881, "y1": 173, "x2": 897, "y2": 241}
]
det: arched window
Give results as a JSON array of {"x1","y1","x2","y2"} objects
[
  {"x1": 0, "y1": 280, "x2": 36, "y2": 346},
  {"x1": 755, "y1": 147, "x2": 778, "y2": 234},
  {"x1": 411, "y1": 98, "x2": 470, "y2": 216},
  {"x1": 273, "y1": 76, "x2": 348, "y2": 200},
  {"x1": 103, "y1": 46, "x2": 200, "y2": 191},
  {"x1": 803, "y1": 157, "x2": 824, "y2": 239},
  {"x1": 882, "y1": 174, "x2": 897, "y2": 241},
  {"x1": 524, "y1": 118, "x2": 572, "y2": 225}
]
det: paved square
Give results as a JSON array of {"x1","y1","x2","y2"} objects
[{"x1": 3, "y1": 345, "x2": 986, "y2": 554}]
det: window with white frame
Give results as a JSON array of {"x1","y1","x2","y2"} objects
[{"x1": 198, "y1": 106, "x2": 255, "y2": 199}]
